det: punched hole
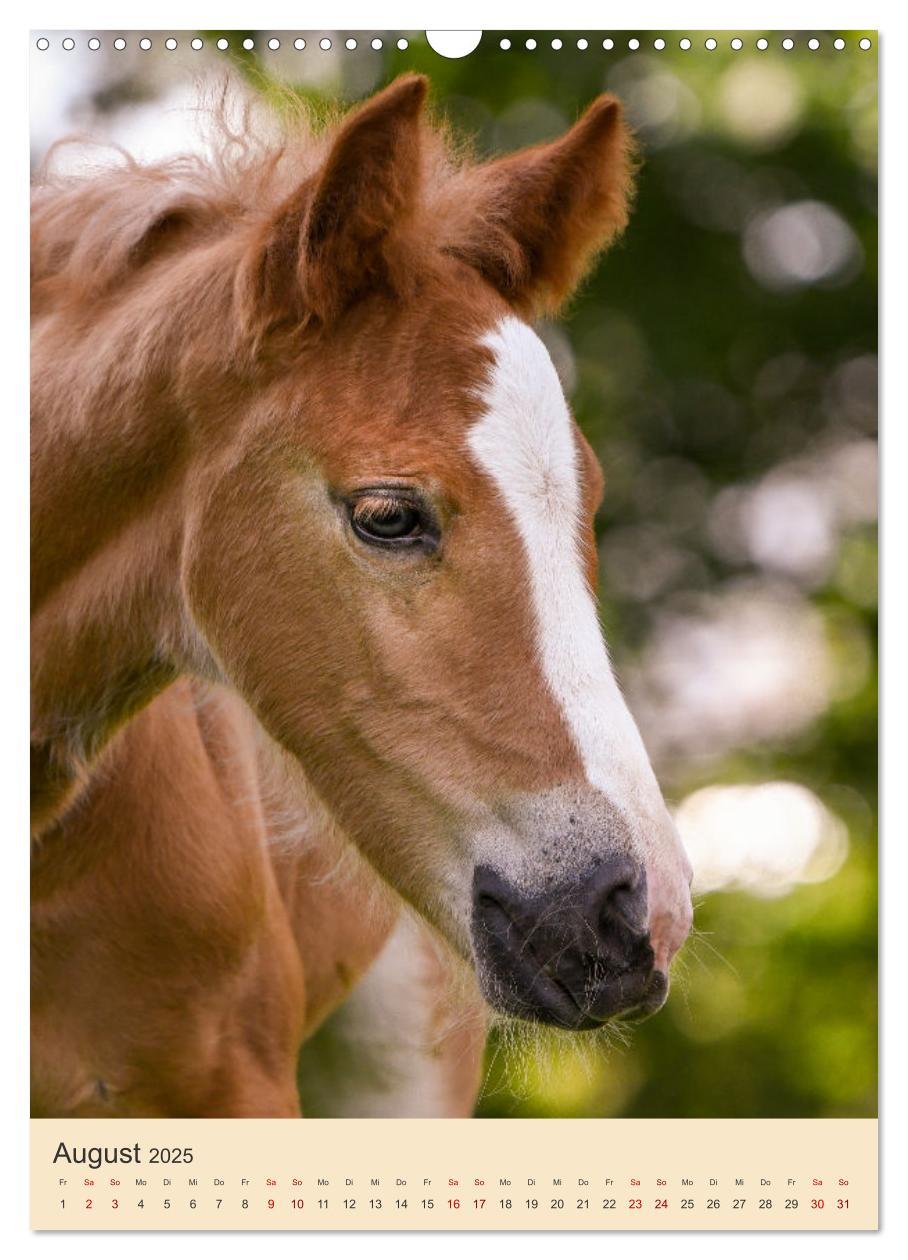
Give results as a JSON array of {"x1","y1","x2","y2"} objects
[{"x1": 425, "y1": 31, "x2": 482, "y2": 58}]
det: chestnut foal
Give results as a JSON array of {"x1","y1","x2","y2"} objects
[{"x1": 31, "y1": 75, "x2": 692, "y2": 1118}]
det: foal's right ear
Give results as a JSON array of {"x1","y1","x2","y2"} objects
[
  {"x1": 448, "y1": 96, "x2": 635, "y2": 316},
  {"x1": 240, "y1": 74, "x2": 428, "y2": 333}
]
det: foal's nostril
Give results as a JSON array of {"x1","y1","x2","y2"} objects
[{"x1": 585, "y1": 855, "x2": 648, "y2": 938}]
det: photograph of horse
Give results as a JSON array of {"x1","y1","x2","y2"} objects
[{"x1": 31, "y1": 72, "x2": 694, "y2": 1118}]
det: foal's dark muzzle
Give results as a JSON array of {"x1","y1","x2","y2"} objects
[{"x1": 471, "y1": 859, "x2": 666, "y2": 1030}]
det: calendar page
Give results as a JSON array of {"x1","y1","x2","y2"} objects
[{"x1": 29, "y1": 27, "x2": 878, "y2": 1234}]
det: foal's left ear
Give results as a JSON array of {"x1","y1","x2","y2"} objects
[
  {"x1": 242, "y1": 74, "x2": 428, "y2": 330},
  {"x1": 449, "y1": 96, "x2": 636, "y2": 316}
]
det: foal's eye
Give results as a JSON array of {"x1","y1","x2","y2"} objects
[{"x1": 348, "y1": 493, "x2": 435, "y2": 550}]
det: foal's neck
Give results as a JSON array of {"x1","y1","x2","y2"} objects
[{"x1": 31, "y1": 328, "x2": 196, "y2": 834}]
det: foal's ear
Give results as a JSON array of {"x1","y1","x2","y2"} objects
[
  {"x1": 304, "y1": 74, "x2": 428, "y2": 322},
  {"x1": 243, "y1": 74, "x2": 428, "y2": 331},
  {"x1": 451, "y1": 96, "x2": 635, "y2": 315}
]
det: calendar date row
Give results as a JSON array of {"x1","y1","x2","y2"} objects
[{"x1": 60, "y1": 1194, "x2": 853, "y2": 1213}]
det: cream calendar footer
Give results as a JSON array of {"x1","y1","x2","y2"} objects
[{"x1": 31, "y1": 1118, "x2": 877, "y2": 1231}]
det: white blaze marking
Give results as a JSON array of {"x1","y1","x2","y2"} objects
[{"x1": 468, "y1": 317, "x2": 663, "y2": 820}]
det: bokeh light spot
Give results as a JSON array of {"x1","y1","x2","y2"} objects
[
  {"x1": 719, "y1": 61, "x2": 804, "y2": 148},
  {"x1": 743, "y1": 201, "x2": 863, "y2": 290},
  {"x1": 676, "y1": 782, "x2": 849, "y2": 897}
]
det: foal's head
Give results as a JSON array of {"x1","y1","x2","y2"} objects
[{"x1": 175, "y1": 76, "x2": 693, "y2": 1028}]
